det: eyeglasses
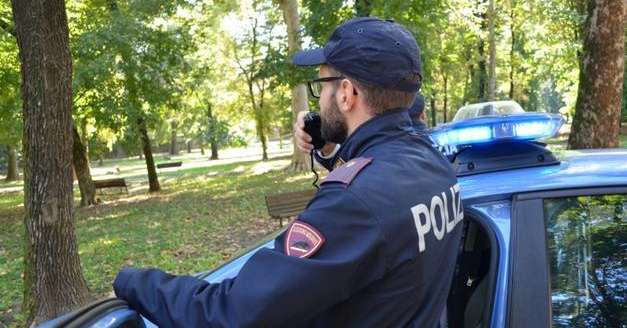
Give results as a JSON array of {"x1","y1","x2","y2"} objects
[{"x1": 307, "y1": 76, "x2": 344, "y2": 99}]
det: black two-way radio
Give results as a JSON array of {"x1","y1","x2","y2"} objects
[
  {"x1": 303, "y1": 112, "x2": 325, "y2": 188},
  {"x1": 303, "y1": 112, "x2": 325, "y2": 150}
]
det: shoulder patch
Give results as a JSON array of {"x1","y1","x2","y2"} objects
[
  {"x1": 284, "y1": 220, "x2": 325, "y2": 258},
  {"x1": 322, "y1": 157, "x2": 373, "y2": 186}
]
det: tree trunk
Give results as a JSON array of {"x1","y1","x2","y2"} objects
[
  {"x1": 478, "y1": 39, "x2": 487, "y2": 101},
  {"x1": 138, "y1": 118, "x2": 160, "y2": 192},
  {"x1": 207, "y1": 102, "x2": 219, "y2": 160},
  {"x1": 487, "y1": 0, "x2": 497, "y2": 100},
  {"x1": 255, "y1": 115, "x2": 269, "y2": 161},
  {"x1": 430, "y1": 95, "x2": 437, "y2": 127},
  {"x1": 80, "y1": 119, "x2": 89, "y2": 161},
  {"x1": 5, "y1": 145, "x2": 18, "y2": 181},
  {"x1": 278, "y1": 0, "x2": 310, "y2": 171},
  {"x1": 169, "y1": 120, "x2": 178, "y2": 155},
  {"x1": 210, "y1": 141, "x2": 219, "y2": 160},
  {"x1": 354, "y1": 0, "x2": 372, "y2": 17},
  {"x1": 509, "y1": 0, "x2": 515, "y2": 100},
  {"x1": 568, "y1": 0, "x2": 624, "y2": 149},
  {"x1": 12, "y1": 0, "x2": 89, "y2": 324},
  {"x1": 474, "y1": 0, "x2": 488, "y2": 102},
  {"x1": 72, "y1": 126, "x2": 96, "y2": 206},
  {"x1": 443, "y1": 75, "x2": 449, "y2": 122}
]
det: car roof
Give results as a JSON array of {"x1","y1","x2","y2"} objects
[
  {"x1": 458, "y1": 148, "x2": 627, "y2": 202},
  {"x1": 453, "y1": 100, "x2": 524, "y2": 121}
]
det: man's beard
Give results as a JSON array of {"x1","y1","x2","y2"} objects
[{"x1": 321, "y1": 94, "x2": 348, "y2": 144}]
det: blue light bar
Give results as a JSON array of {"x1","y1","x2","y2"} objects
[{"x1": 430, "y1": 113, "x2": 564, "y2": 147}]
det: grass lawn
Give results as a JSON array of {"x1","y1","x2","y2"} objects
[
  {"x1": 0, "y1": 141, "x2": 316, "y2": 327},
  {"x1": 545, "y1": 132, "x2": 627, "y2": 151}
]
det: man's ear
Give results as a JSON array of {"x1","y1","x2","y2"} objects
[{"x1": 337, "y1": 79, "x2": 356, "y2": 112}]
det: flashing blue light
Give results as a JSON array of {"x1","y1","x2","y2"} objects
[{"x1": 431, "y1": 113, "x2": 564, "y2": 147}]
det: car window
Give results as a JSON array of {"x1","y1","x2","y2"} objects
[{"x1": 544, "y1": 194, "x2": 626, "y2": 328}]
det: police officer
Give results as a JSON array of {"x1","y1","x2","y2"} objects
[
  {"x1": 409, "y1": 93, "x2": 427, "y2": 131},
  {"x1": 298, "y1": 93, "x2": 429, "y2": 171},
  {"x1": 113, "y1": 17, "x2": 462, "y2": 327}
]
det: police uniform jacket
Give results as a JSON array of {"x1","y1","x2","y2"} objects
[{"x1": 114, "y1": 108, "x2": 463, "y2": 327}]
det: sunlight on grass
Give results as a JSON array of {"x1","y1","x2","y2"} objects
[
  {"x1": 0, "y1": 144, "x2": 313, "y2": 325},
  {"x1": 284, "y1": 173, "x2": 316, "y2": 183},
  {"x1": 84, "y1": 210, "x2": 131, "y2": 222},
  {"x1": 0, "y1": 192, "x2": 22, "y2": 209}
]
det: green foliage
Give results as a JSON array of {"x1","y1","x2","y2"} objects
[
  {"x1": 0, "y1": 2, "x2": 20, "y2": 147},
  {"x1": 70, "y1": 0, "x2": 193, "y2": 155}
]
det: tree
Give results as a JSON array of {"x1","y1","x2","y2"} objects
[
  {"x1": 1, "y1": 0, "x2": 101, "y2": 203},
  {"x1": 72, "y1": 125, "x2": 96, "y2": 206},
  {"x1": 231, "y1": 7, "x2": 277, "y2": 161},
  {"x1": 354, "y1": 0, "x2": 372, "y2": 17},
  {"x1": 277, "y1": 0, "x2": 310, "y2": 171},
  {"x1": 487, "y1": 0, "x2": 496, "y2": 100},
  {"x1": 11, "y1": 0, "x2": 89, "y2": 324},
  {"x1": 169, "y1": 119, "x2": 179, "y2": 155},
  {"x1": 72, "y1": 0, "x2": 192, "y2": 192},
  {"x1": 568, "y1": 0, "x2": 624, "y2": 149}
]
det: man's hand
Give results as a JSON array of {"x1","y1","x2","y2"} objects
[{"x1": 294, "y1": 111, "x2": 336, "y2": 156}]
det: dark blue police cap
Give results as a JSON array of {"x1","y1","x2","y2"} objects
[
  {"x1": 293, "y1": 17, "x2": 422, "y2": 92},
  {"x1": 408, "y1": 94, "x2": 425, "y2": 116}
]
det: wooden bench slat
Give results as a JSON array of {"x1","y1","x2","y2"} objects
[
  {"x1": 93, "y1": 178, "x2": 128, "y2": 194},
  {"x1": 264, "y1": 189, "x2": 316, "y2": 227},
  {"x1": 156, "y1": 161, "x2": 183, "y2": 169}
]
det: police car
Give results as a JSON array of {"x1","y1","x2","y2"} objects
[{"x1": 39, "y1": 113, "x2": 627, "y2": 328}]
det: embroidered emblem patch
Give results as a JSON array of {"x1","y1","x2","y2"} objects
[
  {"x1": 323, "y1": 157, "x2": 373, "y2": 186},
  {"x1": 285, "y1": 220, "x2": 325, "y2": 258}
]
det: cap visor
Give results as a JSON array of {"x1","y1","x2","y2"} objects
[{"x1": 292, "y1": 48, "x2": 326, "y2": 66}]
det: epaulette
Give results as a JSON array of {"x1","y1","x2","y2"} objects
[{"x1": 321, "y1": 157, "x2": 373, "y2": 187}]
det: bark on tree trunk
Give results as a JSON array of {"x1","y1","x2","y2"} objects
[
  {"x1": 12, "y1": 0, "x2": 89, "y2": 324},
  {"x1": 509, "y1": 0, "x2": 516, "y2": 100},
  {"x1": 210, "y1": 141, "x2": 219, "y2": 160},
  {"x1": 478, "y1": 39, "x2": 487, "y2": 101},
  {"x1": 80, "y1": 119, "x2": 89, "y2": 161},
  {"x1": 568, "y1": 0, "x2": 624, "y2": 149},
  {"x1": 430, "y1": 95, "x2": 437, "y2": 127},
  {"x1": 354, "y1": 0, "x2": 372, "y2": 16},
  {"x1": 5, "y1": 145, "x2": 18, "y2": 181},
  {"x1": 487, "y1": 0, "x2": 497, "y2": 100},
  {"x1": 474, "y1": 0, "x2": 488, "y2": 102},
  {"x1": 138, "y1": 118, "x2": 160, "y2": 192},
  {"x1": 443, "y1": 75, "x2": 449, "y2": 122},
  {"x1": 207, "y1": 102, "x2": 219, "y2": 160},
  {"x1": 169, "y1": 120, "x2": 178, "y2": 155},
  {"x1": 278, "y1": 0, "x2": 310, "y2": 172},
  {"x1": 72, "y1": 126, "x2": 96, "y2": 206},
  {"x1": 256, "y1": 116, "x2": 269, "y2": 161}
]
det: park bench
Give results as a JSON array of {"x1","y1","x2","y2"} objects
[
  {"x1": 156, "y1": 161, "x2": 183, "y2": 169},
  {"x1": 93, "y1": 178, "x2": 128, "y2": 194},
  {"x1": 265, "y1": 189, "x2": 316, "y2": 227}
]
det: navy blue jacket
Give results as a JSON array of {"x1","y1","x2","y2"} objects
[{"x1": 114, "y1": 109, "x2": 462, "y2": 327}]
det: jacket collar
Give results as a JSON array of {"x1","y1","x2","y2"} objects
[{"x1": 337, "y1": 108, "x2": 413, "y2": 161}]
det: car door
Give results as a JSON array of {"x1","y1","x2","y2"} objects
[
  {"x1": 37, "y1": 298, "x2": 145, "y2": 328},
  {"x1": 509, "y1": 187, "x2": 627, "y2": 328}
]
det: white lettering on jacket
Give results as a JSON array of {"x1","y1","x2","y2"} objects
[{"x1": 411, "y1": 183, "x2": 464, "y2": 253}]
